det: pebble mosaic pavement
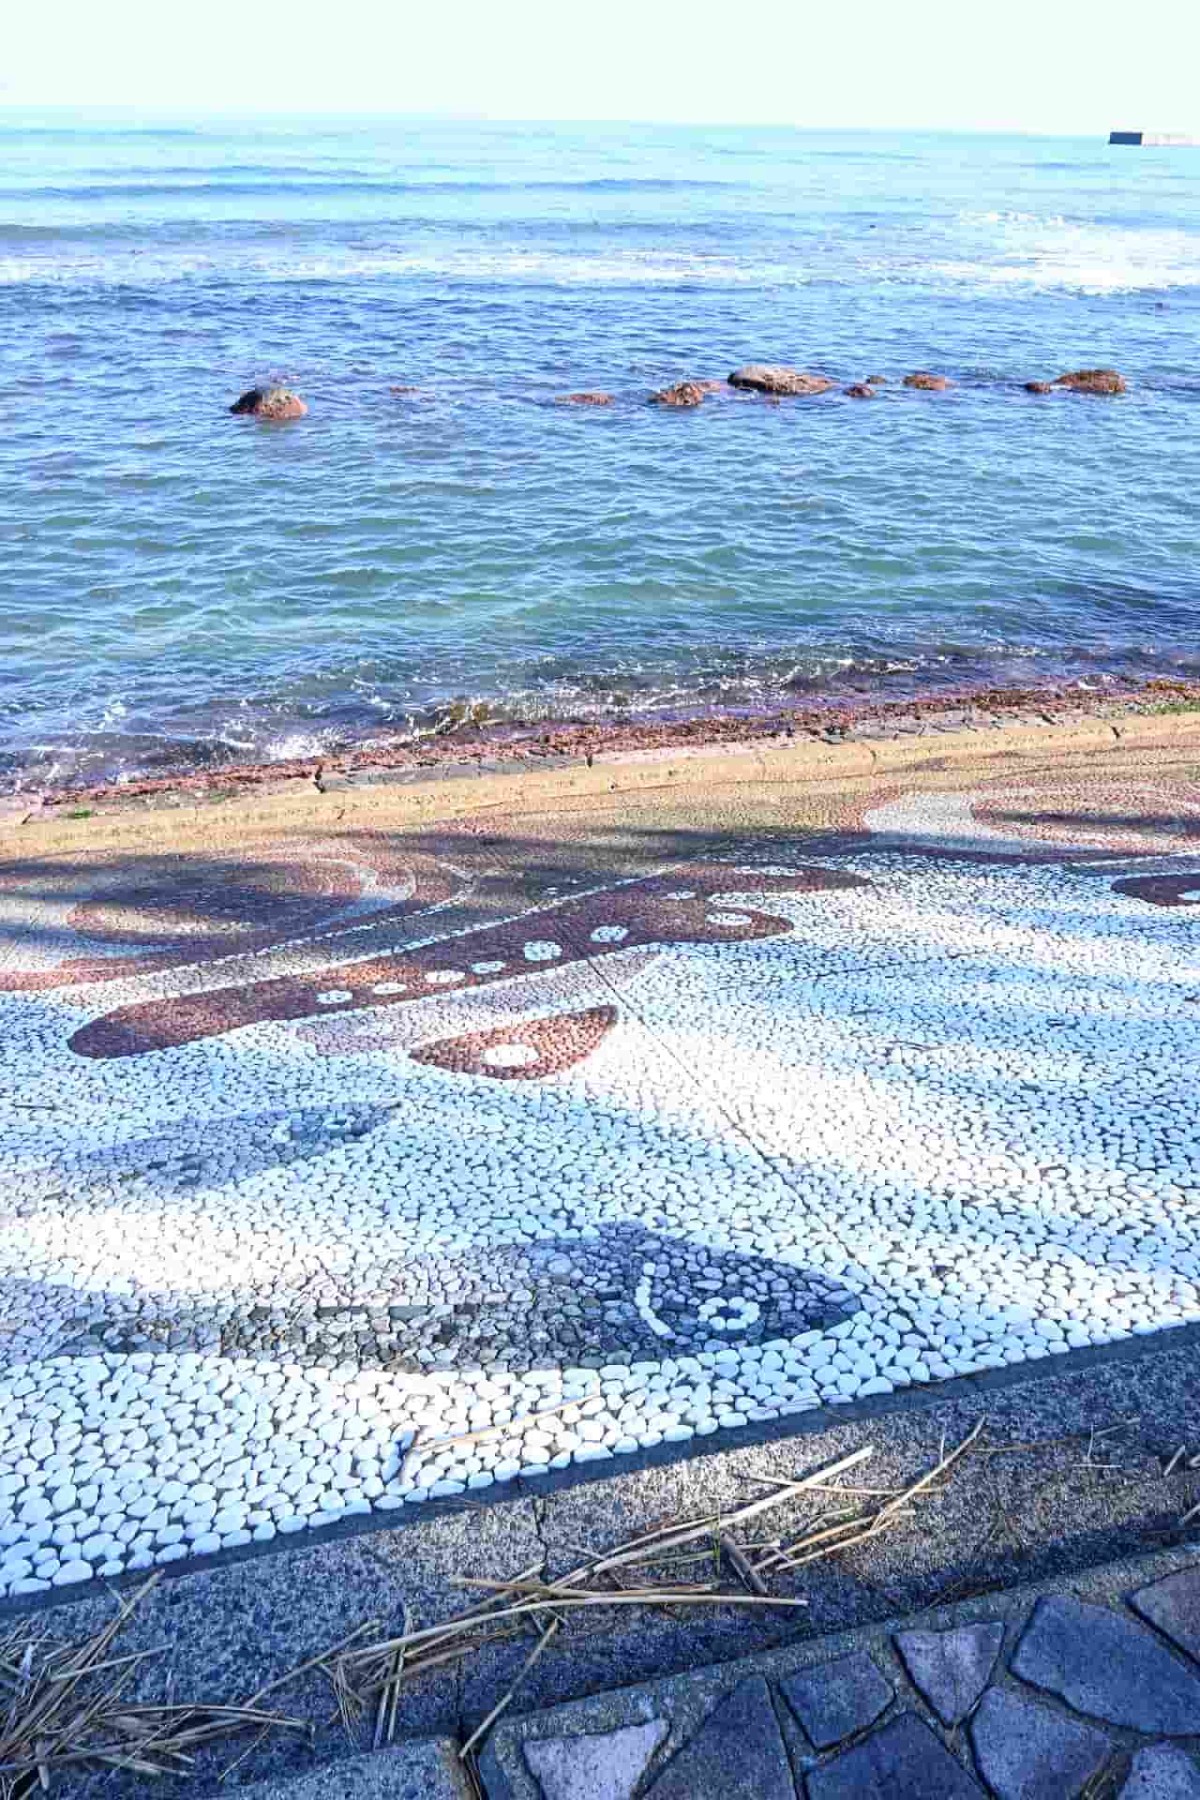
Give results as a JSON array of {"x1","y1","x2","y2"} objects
[{"x1": 0, "y1": 764, "x2": 1198, "y2": 1598}]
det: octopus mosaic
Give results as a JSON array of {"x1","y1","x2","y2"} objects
[{"x1": 0, "y1": 774, "x2": 1197, "y2": 1595}]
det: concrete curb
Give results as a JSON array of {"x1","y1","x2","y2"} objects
[
  {"x1": 226, "y1": 1738, "x2": 472, "y2": 1800},
  {"x1": 6, "y1": 709, "x2": 1200, "y2": 855}
]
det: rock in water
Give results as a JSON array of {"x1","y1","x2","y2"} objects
[
  {"x1": 844, "y1": 383, "x2": 877, "y2": 399},
  {"x1": 558, "y1": 391, "x2": 615, "y2": 405},
  {"x1": 1053, "y1": 368, "x2": 1127, "y2": 394},
  {"x1": 903, "y1": 371, "x2": 953, "y2": 390},
  {"x1": 728, "y1": 364, "x2": 836, "y2": 396},
  {"x1": 649, "y1": 381, "x2": 707, "y2": 407},
  {"x1": 229, "y1": 386, "x2": 308, "y2": 419},
  {"x1": 1025, "y1": 380, "x2": 1054, "y2": 394}
]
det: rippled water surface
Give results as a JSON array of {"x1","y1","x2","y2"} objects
[{"x1": 3, "y1": 114, "x2": 1199, "y2": 785}]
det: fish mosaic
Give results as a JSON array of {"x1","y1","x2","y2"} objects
[{"x1": 56, "y1": 1225, "x2": 858, "y2": 1376}]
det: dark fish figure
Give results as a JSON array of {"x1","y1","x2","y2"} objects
[
  {"x1": 1113, "y1": 873, "x2": 1200, "y2": 908},
  {"x1": 73, "y1": 1225, "x2": 858, "y2": 1375},
  {"x1": 9, "y1": 1104, "x2": 392, "y2": 1217},
  {"x1": 18, "y1": 1103, "x2": 857, "y2": 1376}
]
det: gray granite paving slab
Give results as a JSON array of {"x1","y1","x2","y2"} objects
[
  {"x1": 20, "y1": 1500, "x2": 544, "y2": 1799},
  {"x1": 225, "y1": 1739, "x2": 472, "y2": 1799},
  {"x1": 642, "y1": 1678, "x2": 794, "y2": 1800},
  {"x1": 968, "y1": 1687, "x2": 1111, "y2": 1800},
  {"x1": 894, "y1": 1622, "x2": 1005, "y2": 1726},
  {"x1": 807, "y1": 1713, "x2": 984, "y2": 1799},
  {"x1": 1132, "y1": 1567, "x2": 1200, "y2": 1668},
  {"x1": 778, "y1": 1651, "x2": 893, "y2": 1750},
  {"x1": 1122, "y1": 1746, "x2": 1200, "y2": 1799},
  {"x1": 523, "y1": 1720, "x2": 668, "y2": 1800},
  {"x1": 15, "y1": 1437, "x2": 1200, "y2": 1800},
  {"x1": 1012, "y1": 1595, "x2": 1200, "y2": 1734},
  {"x1": 16, "y1": 1321, "x2": 1200, "y2": 1665}
]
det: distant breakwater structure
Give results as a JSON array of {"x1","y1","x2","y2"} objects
[
  {"x1": 230, "y1": 366, "x2": 1130, "y2": 422},
  {"x1": 1110, "y1": 130, "x2": 1199, "y2": 147}
]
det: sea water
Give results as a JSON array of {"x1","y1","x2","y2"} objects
[{"x1": 2, "y1": 113, "x2": 1198, "y2": 786}]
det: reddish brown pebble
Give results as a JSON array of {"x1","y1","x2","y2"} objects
[
  {"x1": 411, "y1": 1005, "x2": 619, "y2": 1081},
  {"x1": 1025, "y1": 381, "x2": 1054, "y2": 394},
  {"x1": 68, "y1": 861, "x2": 872, "y2": 1059},
  {"x1": 903, "y1": 372, "x2": 953, "y2": 391},
  {"x1": 844, "y1": 384, "x2": 877, "y2": 399},
  {"x1": 558, "y1": 392, "x2": 615, "y2": 406}
]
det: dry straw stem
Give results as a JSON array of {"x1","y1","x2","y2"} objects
[
  {"x1": 327, "y1": 1452, "x2": 873, "y2": 1706},
  {"x1": 0, "y1": 1575, "x2": 310, "y2": 1796},
  {"x1": 458, "y1": 1620, "x2": 560, "y2": 1761},
  {"x1": 422, "y1": 1394, "x2": 594, "y2": 1458},
  {"x1": 328, "y1": 1428, "x2": 983, "y2": 1725},
  {"x1": 370, "y1": 1635, "x2": 406, "y2": 1752},
  {"x1": 719, "y1": 1535, "x2": 769, "y2": 1597},
  {"x1": 752, "y1": 1416, "x2": 984, "y2": 1576}
]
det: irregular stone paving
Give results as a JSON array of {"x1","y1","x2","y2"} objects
[
  {"x1": 1123, "y1": 1746, "x2": 1200, "y2": 1799},
  {"x1": 970, "y1": 1689, "x2": 1110, "y2": 1800},
  {"x1": 779, "y1": 1652, "x2": 893, "y2": 1750},
  {"x1": 523, "y1": 1721, "x2": 668, "y2": 1800},
  {"x1": 640, "y1": 1678, "x2": 795, "y2": 1800},
  {"x1": 0, "y1": 763, "x2": 1198, "y2": 1589},
  {"x1": 1133, "y1": 1567, "x2": 1200, "y2": 1664},
  {"x1": 807, "y1": 1714, "x2": 985, "y2": 1798},
  {"x1": 1013, "y1": 1596, "x2": 1200, "y2": 1734},
  {"x1": 894, "y1": 1621, "x2": 1004, "y2": 1725},
  {"x1": 481, "y1": 1558, "x2": 1200, "y2": 1798}
]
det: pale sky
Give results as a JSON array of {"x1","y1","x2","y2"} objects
[{"x1": 4, "y1": 0, "x2": 1199, "y2": 135}]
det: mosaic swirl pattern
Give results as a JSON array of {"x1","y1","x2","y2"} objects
[
  {"x1": 0, "y1": 810, "x2": 1198, "y2": 1596},
  {"x1": 0, "y1": 836, "x2": 462, "y2": 993}
]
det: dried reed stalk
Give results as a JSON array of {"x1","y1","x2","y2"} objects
[
  {"x1": 325, "y1": 1445, "x2": 873, "y2": 1714},
  {"x1": 458, "y1": 1620, "x2": 560, "y2": 1761},
  {"x1": 752, "y1": 1418, "x2": 984, "y2": 1576},
  {"x1": 423, "y1": 1395, "x2": 592, "y2": 1457},
  {"x1": 0, "y1": 1575, "x2": 311, "y2": 1796},
  {"x1": 320, "y1": 1427, "x2": 984, "y2": 1757}
]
